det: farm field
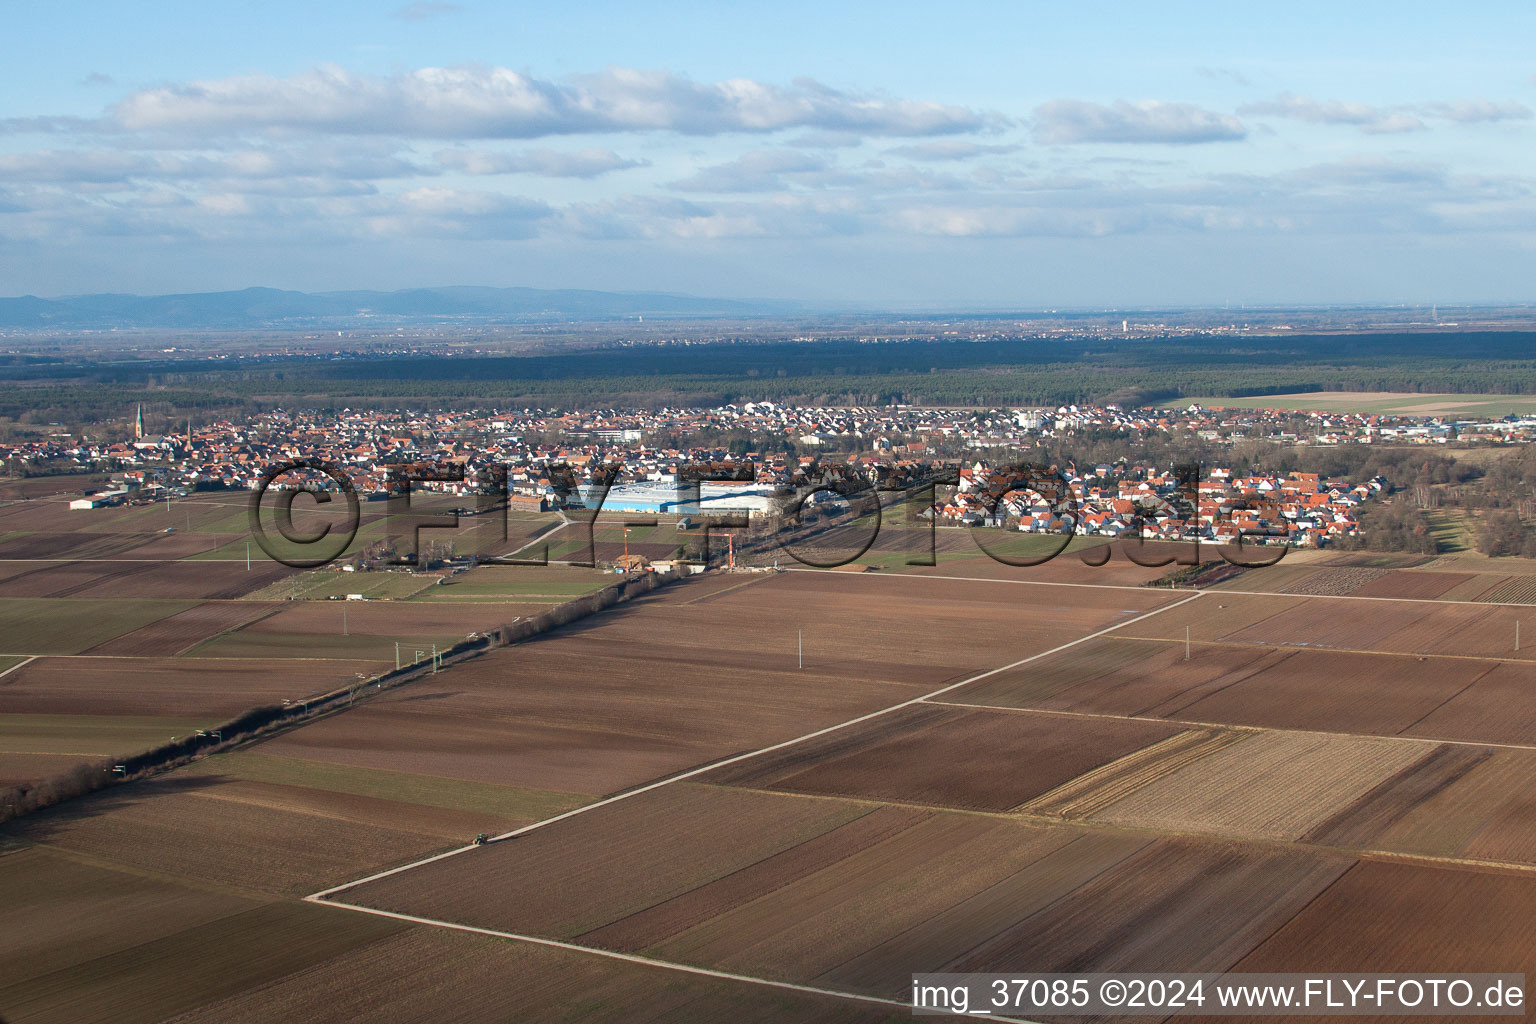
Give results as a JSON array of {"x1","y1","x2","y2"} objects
[
  {"x1": 245, "y1": 570, "x2": 441, "y2": 601},
  {"x1": 704, "y1": 702, "x2": 1182, "y2": 811},
  {"x1": 84, "y1": 601, "x2": 281, "y2": 657},
  {"x1": 0, "y1": 844, "x2": 416, "y2": 1024},
  {"x1": 0, "y1": 496, "x2": 622, "y2": 844},
  {"x1": 1181, "y1": 390, "x2": 1536, "y2": 416},
  {"x1": 11, "y1": 529, "x2": 1536, "y2": 1018},
  {"x1": 0, "y1": 656, "x2": 381, "y2": 717},
  {"x1": 0, "y1": 559, "x2": 290, "y2": 600},
  {"x1": 253, "y1": 628, "x2": 932, "y2": 795},
  {"x1": 1218, "y1": 561, "x2": 1511, "y2": 602},
  {"x1": 314, "y1": 567, "x2": 1536, "y2": 1010},
  {"x1": 0, "y1": 713, "x2": 211, "y2": 757},
  {"x1": 0, "y1": 752, "x2": 94, "y2": 789},
  {"x1": 756, "y1": 526, "x2": 1181, "y2": 587},
  {"x1": 181, "y1": 598, "x2": 540, "y2": 662},
  {"x1": 410, "y1": 563, "x2": 616, "y2": 602},
  {"x1": 1076, "y1": 729, "x2": 1432, "y2": 843},
  {"x1": 335, "y1": 772, "x2": 1536, "y2": 1008},
  {"x1": 247, "y1": 570, "x2": 1178, "y2": 805},
  {"x1": 954, "y1": 637, "x2": 1506, "y2": 738},
  {"x1": 0, "y1": 489, "x2": 522, "y2": 568},
  {"x1": 0, "y1": 597, "x2": 199, "y2": 654},
  {"x1": 6, "y1": 766, "x2": 514, "y2": 898},
  {"x1": 1101, "y1": 589, "x2": 1536, "y2": 662},
  {"x1": 165, "y1": 927, "x2": 901, "y2": 1024},
  {"x1": 1233, "y1": 858, "x2": 1536, "y2": 974},
  {"x1": 335, "y1": 780, "x2": 1372, "y2": 1002},
  {"x1": 1298, "y1": 744, "x2": 1536, "y2": 865}
]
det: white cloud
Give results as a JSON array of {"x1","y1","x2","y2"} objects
[
  {"x1": 884, "y1": 140, "x2": 1019, "y2": 161},
  {"x1": 1239, "y1": 93, "x2": 1424, "y2": 133},
  {"x1": 109, "y1": 65, "x2": 991, "y2": 139},
  {"x1": 0, "y1": 145, "x2": 430, "y2": 184},
  {"x1": 669, "y1": 150, "x2": 830, "y2": 192},
  {"x1": 781, "y1": 130, "x2": 865, "y2": 149},
  {"x1": 1195, "y1": 67, "x2": 1251, "y2": 87},
  {"x1": 1416, "y1": 99, "x2": 1533, "y2": 123},
  {"x1": 435, "y1": 147, "x2": 646, "y2": 177},
  {"x1": 559, "y1": 192, "x2": 865, "y2": 240},
  {"x1": 1033, "y1": 100, "x2": 1247, "y2": 144},
  {"x1": 1239, "y1": 94, "x2": 1531, "y2": 133}
]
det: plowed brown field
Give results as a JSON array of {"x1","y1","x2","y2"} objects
[
  {"x1": 705, "y1": 703, "x2": 1181, "y2": 810},
  {"x1": 85, "y1": 603, "x2": 280, "y2": 657},
  {"x1": 955, "y1": 634, "x2": 1506, "y2": 740},
  {"x1": 1406, "y1": 660, "x2": 1536, "y2": 745},
  {"x1": 7, "y1": 772, "x2": 488, "y2": 897},
  {"x1": 0, "y1": 656, "x2": 382, "y2": 717},
  {"x1": 258, "y1": 571, "x2": 1174, "y2": 795},
  {"x1": 1350, "y1": 570, "x2": 1475, "y2": 599},
  {"x1": 165, "y1": 927, "x2": 895, "y2": 1024},
  {"x1": 1235, "y1": 859, "x2": 1536, "y2": 976}
]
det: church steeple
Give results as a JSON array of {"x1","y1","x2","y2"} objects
[{"x1": 134, "y1": 404, "x2": 145, "y2": 440}]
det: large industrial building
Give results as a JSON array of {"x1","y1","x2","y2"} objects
[{"x1": 576, "y1": 479, "x2": 778, "y2": 518}]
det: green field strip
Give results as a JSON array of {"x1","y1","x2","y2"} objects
[
  {"x1": 182, "y1": 752, "x2": 594, "y2": 822},
  {"x1": 0, "y1": 597, "x2": 199, "y2": 655},
  {"x1": 244, "y1": 571, "x2": 440, "y2": 601},
  {"x1": 411, "y1": 577, "x2": 610, "y2": 600},
  {"x1": 0, "y1": 713, "x2": 214, "y2": 756},
  {"x1": 182, "y1": 631, "x2": 464, "y2": 661}
]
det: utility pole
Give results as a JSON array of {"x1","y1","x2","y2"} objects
[
  {"x1": 798, "y1": 630, "x2": 803, "y2": 670},
  {"x1": 343, "y1": 607, "x2": 347, "y2": 636},
  {"x1": 1186, "y1": 626, "x2": 1191, "y2": 661},
  {"x1": 432, "y1": 643, "x2": 438, "y2": 673},
  {"x1": 246, "y1": 541, "x2": 250, "y2": 571},
  {"x1": 395, "y1": 641, "x2": 400, "y2": 671}
]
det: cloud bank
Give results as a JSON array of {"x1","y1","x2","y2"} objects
[
  {"x1": 110, "y1": 65, "x2": 992, "y2": 139},
  {"x1": 1033, "y1": 100, "x2": 1247, "y2": 144}
]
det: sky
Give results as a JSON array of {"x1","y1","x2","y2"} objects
[{"x1": 2, "y1": 1, "x2": 1535, "y2": 307}]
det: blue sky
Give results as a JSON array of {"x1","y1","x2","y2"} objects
[{"x1": 2, "y1": 1, "x2": 1534, "y2": 306}]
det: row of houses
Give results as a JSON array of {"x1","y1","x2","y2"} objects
[{"x1": 935, "y1": 461, "x2": 1385, "y2": 547}]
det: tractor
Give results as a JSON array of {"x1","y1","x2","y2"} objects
[{"x1": 473, "y1": 833, "x2": 489, "y2": 846}]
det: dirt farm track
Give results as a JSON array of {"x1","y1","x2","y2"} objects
[{"x1": 9, "y1": 537, "x2": 1536, "y2": 1021}]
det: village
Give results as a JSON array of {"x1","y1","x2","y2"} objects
[{"x1": 6, "y1": 397, "x2": 1522, "y2": 549}]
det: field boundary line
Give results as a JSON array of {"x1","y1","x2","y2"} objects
[
  {"x1": 0, "y1": 653, "x2": 393, "y2": 662},
  {"x1": 306, "y1": 590, "x2": 1203, "y2": 901},
  {"x1": 1397, "y1": 663, "x2": 1500, "y2": 735},
  {"x1": 0, "y1": 558, "x2": 262, "y2": 563},
  {"x1": 171, "y1": 606, "x2": 285, "y2": 658},
  {"x1": 923, "y1": 697, "x2": 1536, "y2": 755},
  {"x1": 681, "y1": 776, "x2": 1536, "y2": 879},
  {"x1": 307, "y1": 899, "x2": 1037, "y2": 1024},
  {"x1": 783, "y1": 565, "x2": 1156, "y2": 593},
  {"x1": 0, "y1": 656, "x2": 35, "y2": 681},
  {"x1": 1101, "y1": 633, "x2": 1535, "y2": 667},
  {"x1": 784, "y1": 565, "x2": 1536, "y2": 608},
  {"x1": 677, "y1": 573, "x2": 774, "y2": 605}
]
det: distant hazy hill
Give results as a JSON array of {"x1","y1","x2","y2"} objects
[{"x1": 0, "y1": 285, "x2": 781, "y2": 328}]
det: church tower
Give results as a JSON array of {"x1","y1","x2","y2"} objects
[{"x1": 134, "y1": 404, "x2": 145, "y2": 440}]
